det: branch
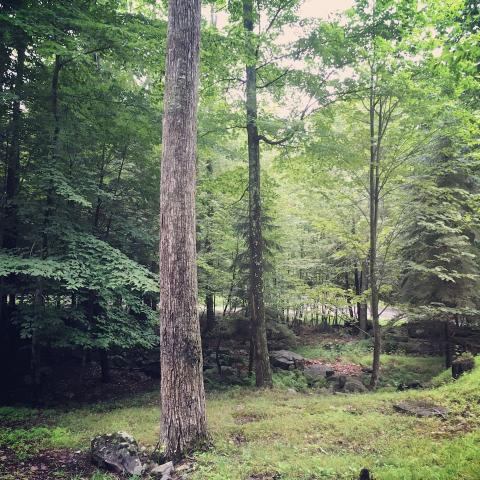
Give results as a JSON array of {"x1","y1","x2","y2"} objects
[
  {"x1": 264, "y1": 1, "x2": 290, "y2": 34},
  {"x1": 199, "y1": 125, "x2": 245, "y2": 138},
  {"x1": 257, "y1": 133, "x2": 293, "y2": 146},
  {"x1": 257, "y1": 69, "x2": 290, "y2": 89},
  {"x1": 60, "y1": 45, "x2": 112, "y2": 67}
]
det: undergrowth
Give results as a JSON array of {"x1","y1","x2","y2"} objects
[{"x1": 1, "y1": 355, "x2": 478, "y2": 479}]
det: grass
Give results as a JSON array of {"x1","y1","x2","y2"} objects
[
  {"x1": 296, "y1": 340, "x2": 445, "y2": 388},
  {"x1": 1, "y1": 355, "x2": 478, "y2": 479}
]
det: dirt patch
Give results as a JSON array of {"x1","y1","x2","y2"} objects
[
  {"x1": 305, "y1": 358, "x2": 363, "y2": 377},
  {"x1": 230, "y1": 432, "x2": 247, "y2": 446},
  {"x1": 247, "y1": 473, "x2": 280, "y2": 480},
  {"x1": 0, "y1": 446, "x2": 96, "y2": 480},
  {"x1": 233, "y1": 412, "x2": 266, "y2": 424}
]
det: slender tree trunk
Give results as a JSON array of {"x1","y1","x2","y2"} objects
[
  {"x1": 355, "y1": 262, "x2": 369, "y2": 338},
  {"x1": 205, "y1": 292, "x2": 215, "y2": 333},
  {"x1": 3, "y1": 37, "x2": 25, "y2": 251},
  {"x1": 243, "y1": 0, "x2": 272, "y2": 388},
  {"x1": 369, "y1": 73, "x2": 381, "y2": 389},
  {"x1": 203, "y1": 159, "x2": 216, "y2": 334},
  {"x1": 159, "y1": 0, "x2": 207, "y2": 460},
  {"x1": 444, "y1": 321, "x2": 453, "y2": 369}
]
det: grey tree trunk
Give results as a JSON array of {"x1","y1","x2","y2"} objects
[
  {"x1": 369, "y1": 71, "x2": 381, "y2": 389},
  {"x1": 242, "y1": 0, "x2": 273, "y2": 388},
  {"x1": 159, "y1": 0, "x2": 207, "y2": 460}
]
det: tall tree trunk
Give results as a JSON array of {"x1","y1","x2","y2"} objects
[
  {"x1": 205, "y1": 292, "x2": 215, "y2": 333},
  {"x1": 0, "y1": 33, "x2": 26, "y2": 401},
  {"x1": 444, "y1": 321, "x2": 453, "y2": 369},
  {"x1": 243, "y1": 0, "x2": 273, "y2": 388},
  {"x1": 203, "y1": 159, "x2": 216, "y2": 334},
  {"x1": 355, "y1": 261, "x2": 368, "y2": 338},
  {"x1": 3, "y1": 37, "x2": 25, "y2": 250},
  {"x1": 159, "y1": 0, "x2": 207, "y2": 460},
  {"x1": 369, "y1": 73, "x2": 381, "y2": 389}
]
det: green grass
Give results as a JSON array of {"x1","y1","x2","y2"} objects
[
  {"x1": 1, "y1": 356, "x2": 478, "y2": 479},
  {"x1": 296, "y1": 340, "x2": 444, "y2": 388}
]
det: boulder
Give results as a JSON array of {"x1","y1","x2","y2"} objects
[
  {"x1": 330, "y1": 375, "x2": 367, "y2": 393},
  {"x1": 91, "y1": 432, "x2": 144, "y2": 476},
  {"x1": 269, "y1": 350, "x2": 304, "y2": 370},
  {"x1": 397, "y1": 380, "x2": 423, "y2": 391},
  {"x1": 341, "y1": 377, "x2": 367, "y2": 393},
  {"x1": 303, "y1": 364, "x2": 335, "y2": 381}
]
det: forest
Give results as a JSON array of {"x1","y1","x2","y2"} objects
[{"x1": 0, "y1": 0, "x2": 479, "y2": 479}]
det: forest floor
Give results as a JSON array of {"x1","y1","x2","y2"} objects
[{"x1": 1, "y1": 339, "x2": 480, "y2": 480}]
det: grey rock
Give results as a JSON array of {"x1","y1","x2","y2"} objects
[
  {"x1": 270, "y1": 350, "x2": 305, "y2": 370},
  {"x1": 91, "y1": 432, "x2": 144, "y2": 476},
  {"x1": 394, "y1": 401, "x2": 448, "y2": 418},
  {"x1": 330, "y1": 375, "x2": 367, "y2": 393},
  {"x1": 303, "y1": 364, "x2": 335, "y2": 380},
  {"x1": 342, "y1": 377, "x2": 367, "y2": 393},
  {"x1": 151, "y1": 460, "x2": 174, "y2": 479}
]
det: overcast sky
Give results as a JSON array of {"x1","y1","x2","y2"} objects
[
  {"x1": 298, "y1": 0, "x2": 355, "y2": 19},
  {"x1": 209, "y1": 0, "x2": 356, "y2": 31}
]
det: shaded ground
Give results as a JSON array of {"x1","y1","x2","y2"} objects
[
  {"x1": 1, "y1": 336, "x2": 477, "y2": 480},
  {"x1": 0, "y1": 446, "x2": 95, "y2": 480}
]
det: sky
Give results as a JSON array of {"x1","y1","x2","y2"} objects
[
  {"x1": 209, "y1": 0, "x2": 356, "y2": 31},
  {"x1": 298, "y1": 0, "x2": 356, "y2": 20}
]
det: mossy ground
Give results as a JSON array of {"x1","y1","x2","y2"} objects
[{"x1": 1, "y1": 350, "x2": 479, "y2": 480}]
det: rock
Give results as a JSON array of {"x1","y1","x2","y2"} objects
[
  {"x1": 341, "y1": 377, "x2": 367, "y2": 393},
  {"x1": 269, "y1": 350, "x2": 304, "y2": 370},
  {"x1": 91, "y1": 432, "x2": 144, "y2": 476},
  {"x1": 452, "y1": 355, "x2": 475, "y2": 379},
  {"x1": 330, "y1": 375, "x2": 367, "y2": 393},
  {"x1": 150, "y1": 460, "x2": 174, "y2": 479},
  {"x1": 303, "y1": 364, "x2": 335, "y2": 381},
  {"x1": 393, "y1": 401, "x2": 448, "y2": 418},
  {"x1": 397, "y1": 380, "x2": 423, "y2": 391}
]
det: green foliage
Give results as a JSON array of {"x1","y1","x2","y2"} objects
[
  {"x1": 399, "y1": 136, "x2": 480, "y2": 320},
  {"x1": 272, "y1": 370, "x2": 309, "y2": 391},
  {"x1": 0, "y1": 426, "x2": 73, "y2": 460}
]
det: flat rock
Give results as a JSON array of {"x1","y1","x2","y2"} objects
[
  {"x1": 270, "y1": 350, "x2": 304, "y2": 370},
  {"x1": 393, "y1": 401, "x2": 448, "y2": 418}
]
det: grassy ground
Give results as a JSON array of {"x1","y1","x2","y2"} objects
[
  {"x1": 295, "y1": 340, "x2": 445, "y2": 388},
  {"x1": 1, "y1": 352, "x2": 479, "y2": 480}
]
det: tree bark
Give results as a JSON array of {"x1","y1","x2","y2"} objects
[
  {"x1": 444, "y1": 321, "x2": 453, "y2": 369},
  {"x1": 243, "y1": 0, "x2": 273, "y2": 388},
  {"x1": 355, "y1": 261, "x2": 369, "y2": 338},
  {"x1": 3, "y1": 36, "x2": 25, "y2": 250},
  {"x1": 0, "y1": 32, "x2": 26, "y2": 400},
  {"x1": 369, "y1": 70, "x2": 381, "y2": 389},
  {"x1": 159, "y1": 0, "x2": 207, "y2": 460}
]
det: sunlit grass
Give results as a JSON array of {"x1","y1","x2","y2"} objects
[{"x1": 1, "y1": 358, "x2": 478, "y2": 479}]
